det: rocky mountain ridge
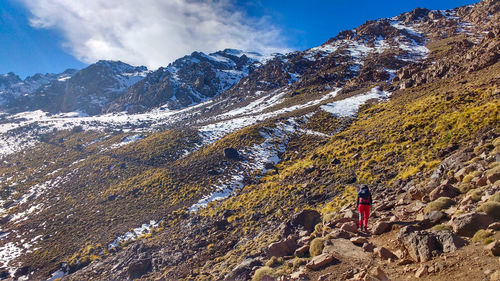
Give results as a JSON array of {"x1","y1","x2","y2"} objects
[{"x1": 0, "y1": 0, "x2": 498, "y2": 280}]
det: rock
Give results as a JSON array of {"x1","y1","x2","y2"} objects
[
  {"x1": 290, "y1": 267, "x2": 309, "y2": 280},
  {"x1": 397, "y1": 259, "x2": 413, "y2": 265},
  {"x1": 374, "y1": 247, "x2": 397, "y2": 260},
  {"x1": 283, "y1": 210, "x2": 321, "y2": 236},
  {"x1": 127, "y1": 258, "x2": 152, "y2": 280},
  {"x1": 223, "y1": 147, "x2": 239, "y2": 159},
  {"x1": 350, "y1": 237, "x2": 369, "y2": 246},
  {"x1": 362, "y1": 243, "x2": 375, "y2": 253},
  {"x1": 449, "y1": 212, "x2": 494, "y2": 237},
  {"x1": 294, "y1": 245, "x2": 310, "y2": 257},
  {"x1": 297, "y1": 236, "x2": 312, "y2": 246},
  {"x1": 485, "y1": 240, "x2": 500, "y2": 256},
  {"x1": 318, "y1": 273, "x2": 333, "y2": 281},
  {"x1": 344, "y1": 209, "x2": 359, "y2": 219},
  {"x1": 433, "y1": 231, "x2": 467, "y2": 253},
  {"x1": 14, "y1": 266, "x2": 30, "y2": 278},
  {"x1": 328, "y1": 229, "x2": 353, "y2": 239},
  {"x1": 415, "y1": 264, "x2": 428, "y2": 278},
  {"x1": 371, "y1": 266, "x2": 390, "y2": 281},
  {"x1": 455, "y1": 166, "x2": 476, "y2": 182},
  {"x1": 488, "y1": 222, "x2": 500, "y2": 230},
  {"x1": 375, "y1": 202, "x2": 395, "y2": 212},
  {"x1": 423, "y1": 211, "x2": 447, "y2": 226},
  {"x1": 340, "y1": 221, "x2": 358, "y2": 233},
  {"x1": 394, "y1": 249, "x2": 405, "y2": 259},
  {"x1": 372, "y1": 221, "x2": 391, "y2": 235},
  {"x1": 486, "y1": 167, "x2": 500, "y2": 184},
  {"x1": 225, "y1": 258, "x2": 263, "y2": 281},
  {"x1": 397, "y1": 226, "x2": 439, "y2": 262},
  {"x1": 268, "y1": 236, "x2": 298, "y2": 257},
  {"x1": 306, "y1": 253, "x2": 338, "y2": 270},
  {"x1": 429, "y1": 184, "x2": 460, "y2": 201}
]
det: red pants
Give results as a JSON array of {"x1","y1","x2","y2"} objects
[{"x1": 358, "y1": 204, "x2": 370, "y2": 228}]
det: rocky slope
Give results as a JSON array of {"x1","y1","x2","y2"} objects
[{"x1": 0, "y1": 0, "x2": 498, "y2": 280}]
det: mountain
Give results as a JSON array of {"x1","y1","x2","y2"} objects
[
  {"x1": 104, "y1": 49, "x2": 270, "y2": 113},
  {"x1": 0, "y1": 0, "x2": 499, "y2": 280}
]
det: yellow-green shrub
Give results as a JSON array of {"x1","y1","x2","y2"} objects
[
  {"x1": 489, "y1": 192, "x2": 500, "y2": 203},
  {"x1": 471, "y1": 229, "x2": 493, "y2": 243},
  {"x1": 252, "y1": 267, "x2": 276, "y2": 281},
  {"x1": 478, "y1": 202, "x2": 500, "y2": 219},
  {"x1": 424, "y1": 197, "x2": 455, "y2": 213},
  {"x1": 458, "y1": 183, "x2": 475, "y2": 194},
  {"x1": 467, "y1": 189, "x2": 483, "y2": 202},
  {"x1": 309, "y1": 238, "x2": 325, "y2": 257},
  {"x1": 432, "y1": 224, "x2": 453, "y2": 232}
]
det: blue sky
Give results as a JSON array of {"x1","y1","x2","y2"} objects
[{"x1": 1, "y1": 0, "x2": 478, "y2": 78}]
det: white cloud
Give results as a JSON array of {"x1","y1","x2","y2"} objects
[{"x1": 20, "y1": 0, "x2": 288, "y2": 69}]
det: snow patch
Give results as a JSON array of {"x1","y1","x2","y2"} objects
[{"x1": 320, "y1": 87, "x2": 390, "y2": 117}]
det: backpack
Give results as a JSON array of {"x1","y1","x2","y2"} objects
[{"x1": 358, "y1": 189, "x2": 371, "y2": 205}]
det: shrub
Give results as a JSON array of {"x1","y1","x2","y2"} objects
[
  {"x1": 478, "y1": 202, "x2": 500, "y2": 219},
  {"x1": 292, "y1": 258, "x2": 308, "y2": 268},
  {"x1": 458, "y1": 183, "x2": 475, "y2": 194},
  {"x1": 309, "y1": 238, "x2": 325, "y2": 257},
  {"x1": 489, "y1": 192, "x2": 500, "y2": 203},
  {"x1": 466, "y1": 189, "x2": 483, "y2": 202},
  {"x1": 471, "y1": 229, "x2": 493, "y2": 243},
  {"x1": 252, "y1": 267, "x2": 276, "y2": 281},
  {"x1": 432, "y1": 224, "x2": 453, "y2": 232},
  {"x1": 424, "y1": 197, "x2": 455, "y2": 213},
  {"x1": 265, "y1": 256, "x2": 283, "y2": 267}
]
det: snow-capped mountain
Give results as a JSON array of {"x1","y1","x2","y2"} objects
[{"x1": 104, "y1": 49, "x2": 271, "y2": 113}]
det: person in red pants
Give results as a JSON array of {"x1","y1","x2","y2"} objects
[{"x1": 357, "y1": 184, "x2": 372, "y2": 232}]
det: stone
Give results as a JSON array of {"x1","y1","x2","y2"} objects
[
  {"x1": 397, "y1": 226, "x2": 439, "y2": 262},
  {"x1": 290, "y1": 267, "x2": 309, "y2": 280},
  {"x1": 397, "y1": 259, "x2": 413, "y2": 265},
  {"x1": 371, "y1": 266, "x2": 390, "y2": 281},
  {"x1": 226, "y1": 258, "x2": 263, "y2": 281},
  {"x1": 350, "y1": 237, "x2": 369, "y2": 246},
  {"x1": 394, "y1": 249, "x2": 405, "y2": 259},
  {"x1": 294, "y1": 245, "x2": 310, "y2": 257},
  {"x1": 415, "y1": 264, "x2": 427, "y2": 278},
  {"x1": 297, "y1": 236, "x2": 312, "y2": 246},
  {"x1": 362, "y1": 243, "x2": 375, "y2": 253},
  {"x1": 487, "y1": 222, "x2": 500, "y2": 230},
  {"x1": 223, "y1": 147, "x2": 239, "y2": 159},
  {"x1": 344, "y1": 209, "x2": 359, "y2": 219},
  {"x1": 486, "y1": 167, "x2": 500, "y2": 184},
  {"x1": 433, "y1": 231, "x2": 467, "y2": 253},
  {"x1": 485, "y1": 240, "x2": 500, "y2": 257},
  {"x1": 372, "y1": 221, "x2": 391, "y2": 235},
  {"x1": 455, "y1": 166, "x2": 476, "y2": 182},
  {"x1": 374, "y1": 247, "x2": 397, "y2": 260},
  {"x1": 328, "y1": 229, "x2": 353, "y2": 239},
  {"x1": 283, "y1": 210, "x2": 321, "y2": 236},
  {"x1": 318, "y1": 273, "x2": 332, "y2": 281},
  {"x1": 268, "y1": 236, "x2": 298, "y2": 257},
  {"x1": 306, "y1": 253, "x2": 338, "y2": 270},
  {"x1": 429, "y1": 184, "x2": 460, "y2": 201},
  {"x1": 340, "y1": 221, "x2": 358, "y2": 233},
  {"x1": 449, "y1": 212, "x2": 494, "y2": 237},
  {"x1": 127, "y1": 258, "x2": 152, "y2": 280},
  {"x1": 423, "y1": 211, "x2": 446, "y2": 226}
]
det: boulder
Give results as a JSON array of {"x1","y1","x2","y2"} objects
[
  {"x1": 306, "y1": 253, "x2": 338, "y2": 270},
  {"x1": 340, "y1": 221, "x2": 358, "y2": 233},
  {"x1": 485, "y1": 240, "x2": 500, "y2": 256},
  {"x1": 344, "y1": 209, "x2": 359, "y2": 219},
  {"x1": 374, "y1": 247, "x2": 397, "y2": 260},
  {"x1": 429, "y1": 184, "x2": 460, "y2": 201},
  {"x1": 350, "y1": 237, "x2": 369, "y2": 246},
  {"x1": 486, "y1": 166, "x2": 500, "y2": 184},
  {"x1": 372, "y1": 221, "x2": 391, "y2": 235},
  {"x1": 397, "y1": 226, "x2": 440, "y2": 262},
  {"x1": 487, "y1": 222, "x2": 500, "y2": 230},
  {"x1": 362, "y1": 243, "x2": 375, "y2": 253},
  {"x1": 225, "y1": 258, "x2": 263, "y2": 281},
  {"x1": 328, "y1": 229, "x2": 353, "y2": 239},
  {"x1": 283, "y1": 210, "x2": 321, "y2": 236},
  {"x1": 127, "y1": 258, "x2": 152, "y2": 280},
  {"x1": 423, "y1": 211, "x2": 447, "y2": 226},
  {"x1": 223, "y1": 147, "x2": 240, "y2": 159},
  {"x1": 432, "y1": 231, "x2": 467, "y2": 253},
  {"x1": 267, "y1": 236, "x2": 298, "y2": 257},
  {"x1": 449, "y1": 212, "x2": 494, "y2": 237},
  {"x1": 294, "y1": 245, "x2": 310, "y2": 257}
]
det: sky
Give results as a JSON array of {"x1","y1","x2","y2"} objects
[{"x1": 1, "y1": 0, "x2": 479, "y2": 78}]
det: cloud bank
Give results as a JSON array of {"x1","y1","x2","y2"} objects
[{"x1": 20, "y1": 0, "x2": 288, "y2": 69}]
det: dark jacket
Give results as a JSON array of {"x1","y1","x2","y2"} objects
[{"x1": 356, "y1": 185, "x2": 372, "y2": 208}]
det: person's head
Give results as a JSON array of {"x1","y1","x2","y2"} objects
[{"x1": 360, "y1": 184, "x2": 369, "y2": 191}]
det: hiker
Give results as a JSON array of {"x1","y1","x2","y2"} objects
[{"x1": 357, "y1": 184, "x2": 372, "y2": 232}]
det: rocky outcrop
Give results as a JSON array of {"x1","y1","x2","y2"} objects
[{"x1": 449, "y1": 212, "x2": 494, "y2": 237}]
